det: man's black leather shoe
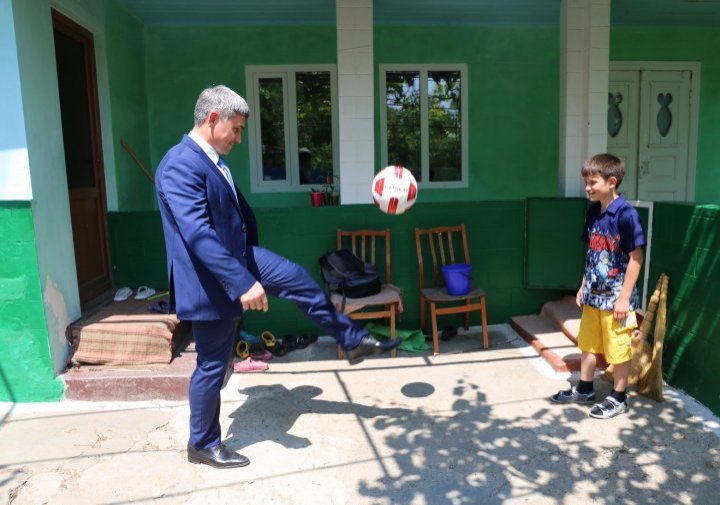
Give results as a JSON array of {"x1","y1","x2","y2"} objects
[
  {"x1": 346, "y1": 336, "x2": 402, "y2": 365},
  {"x1": 187, "y1": 443, "x2": 250, "y2": 468}
]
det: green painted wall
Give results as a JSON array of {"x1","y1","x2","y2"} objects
[
  {"x1": 648, "y1": 203, "x2": 720, "y2": 416},
  {"x1": 142, "y1": 24, "x2": 338, "y2": 210},
  {"x1": 105, "y1": 0, "x2": 154, "y2": 211},
  {"x1": 0, "y1": 202, "x2": 64, "y2": 402},
  {"x1": 108, "y1": 201, "x2": 562, "y2": 337},
  {"x1": 375, "y1": 25, "x2": 561, "y2": 201},
  {"x1": 131, "y1": 24, "x2": 560, "y2": 211},
  {"x1": 610, "y1": 27, "x2": 720, "y2": 203}
]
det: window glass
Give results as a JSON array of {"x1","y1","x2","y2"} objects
[
  {"x1": 296, "y1": 72, "x2": 333, "y2": 185},
  {"x1": 428, "y1": 71, "x2": 461, "y2": 182},
  {"x1": 258, "y1": 77, "x2": 286, "y2": 181},
  {"x1": 385, "y1": 71, "x2": 422, "y2": 182}
]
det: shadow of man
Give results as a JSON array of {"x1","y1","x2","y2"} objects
[{"x1": 225, "y1": 384, "x2": 413, "y2": 451}]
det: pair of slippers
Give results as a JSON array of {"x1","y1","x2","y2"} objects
[{"x1": 114, "y1": 286, "x2": 157, "y2": 301}]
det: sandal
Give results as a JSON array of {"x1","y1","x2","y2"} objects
[
  {"x1": 282, "y1": 335, "x2": 299, "y2": 352},
  {"x1": 261, "y1": 330, "x2": 277, "y2": 348},
  {"x1": 114, "y1": 287, "x2": 133, "y2": 302},
  {"x1": 270, "y1": 342, "x2": 287, "y2": 357},
  {"x1": 440, "y1": 326, "x2": 458, "y2": 341},
  {"x1": 249, "y1": 349, "x2": 273, "y2": 362},
  {"x1": 135, "y1": 286, "x2": 156, "y2": 300}
]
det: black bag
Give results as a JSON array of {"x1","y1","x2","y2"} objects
[{"x1": 319, "y1": 249, "x2": 382, "y2": 311}]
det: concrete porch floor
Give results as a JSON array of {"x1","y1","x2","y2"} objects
[{"x1": 2, "y1": 325, "x2": 719, "y2": 504}]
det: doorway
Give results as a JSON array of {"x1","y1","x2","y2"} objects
[
  {"x1": 52, "y1": 10, "x2": 111, "y2": 308},
  {"x1": 608, "y1": 63, "x2": 699, "y2": 202}
]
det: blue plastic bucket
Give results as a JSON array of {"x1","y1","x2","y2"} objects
[{"x1": 442, "y1": 263, "x2": 472, "y2": 296}]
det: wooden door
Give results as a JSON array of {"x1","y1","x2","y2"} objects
[
  {"x1": 52, "y1": 10, "x2": 111, "y2": 307},
  {"x1": 638, "y1": 70, "x2": 691, "y2": 201},
  {"x1": 607, "y1": 70, "x2": 641, "y2": 199},
  {"x1": 608, "y1": 68, "x2": 692, "y2": 201}
]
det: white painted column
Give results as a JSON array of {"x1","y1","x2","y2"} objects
[
  {"x1": 336, "y1": 0, "x2": 374, "y2": 204},
  {"x1": 559, "y1": 0, "x2": 611, "y2": 196}
]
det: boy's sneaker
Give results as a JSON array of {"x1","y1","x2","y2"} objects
[
  {"x1": 551, "y1": 386, "x2": 596, "y2": 404},
  {"x1": 589, "y1": 396, "x2": 628, "y2": 419}
]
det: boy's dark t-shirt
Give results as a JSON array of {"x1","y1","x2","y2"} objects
[{"x1": 581, "y1": 195, "x2": 646, "y2": 311}]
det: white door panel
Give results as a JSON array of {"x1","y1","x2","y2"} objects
[{"x1": 608, "y1": 67, "x2": 692, "y2": 202}]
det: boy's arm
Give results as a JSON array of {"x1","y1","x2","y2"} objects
[
  {"x1": 576, "y1": 276, "x2": 585, "y2": 308},
  {"x1": 614, "y1": 247, "x2": 644, "y2": 321}
]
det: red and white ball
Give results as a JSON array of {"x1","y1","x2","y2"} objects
[{"x1": 371, "y1": 165, "x2": 418, "y2": 215}]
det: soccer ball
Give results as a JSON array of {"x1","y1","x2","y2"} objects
[{"x1": 371, "y1": 165, "x2": 418, "y2": 215}]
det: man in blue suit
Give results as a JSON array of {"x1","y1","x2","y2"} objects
[{"x1": 155, "y1": 85, "x2": 400, "y2": 469}]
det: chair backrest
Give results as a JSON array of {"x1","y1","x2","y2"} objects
[
  {"x1": 414, "y1": 224, "x2": 471, "y2": 288},
  {"x1": 337, "y1": 229, "x2": 391, "y2": 284}
]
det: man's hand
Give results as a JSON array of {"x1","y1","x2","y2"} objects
[
  {"x1": 613, "y1": 296, "x2": 630, "y2": 322},
  {"x1": 240, "y1": 281, "x2": 268, "y2": 312}
]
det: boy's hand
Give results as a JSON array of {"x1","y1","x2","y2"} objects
[
  {"x1": 613, "y1": 297, "x2": 630, "y2": 322},
  {"x1": 575, "y1": 288, "x2": 583, "y2": 308}
]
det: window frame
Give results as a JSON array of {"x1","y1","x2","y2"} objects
[
  {"x1": 379, "y1": 63, "x2": 469, "y2": 188},
  {"x1": 245, "y1": 65, "x2": 339, "y2": 193}
]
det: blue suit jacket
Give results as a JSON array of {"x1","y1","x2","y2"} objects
[{"x1": 155, "y1": 135, "x2": 259, "y2": 320}]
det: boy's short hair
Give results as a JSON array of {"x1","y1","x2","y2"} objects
[{"x1": 581, "y1": 153, "x2": 625, "y2": 188}]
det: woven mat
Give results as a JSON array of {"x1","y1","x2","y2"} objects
[{"x1": 68, "y1": 296, "x2": 185, "y2": 366}]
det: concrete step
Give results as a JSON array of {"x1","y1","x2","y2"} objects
[
  {"x1": 509, "y1": 314, "x2": 581, "y2": 372},
  {"x1": 540, "y1": 295, "x2": 582, "y2": 344}
]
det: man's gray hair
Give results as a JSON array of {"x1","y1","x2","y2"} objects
[{"x1": 193, "y1": 85, "x2": 250, "y2": 125}]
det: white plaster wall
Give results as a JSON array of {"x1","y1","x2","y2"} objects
[
  {"x1": 12, "y1": 0, "x2": 81, "y2": 373},
  {"x1": 336, "y1": 0, "x2": 374, "y2": 204}
]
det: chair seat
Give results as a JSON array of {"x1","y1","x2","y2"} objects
[
  {"x1": 330, "y1": 284, "x2": 403, "y2": 314},
  {"x1": 421, "y1": 286, "x2": 486, "y2": 302}
]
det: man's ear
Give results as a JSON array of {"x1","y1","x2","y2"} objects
[{"x1": 207, "y1": 111, "x2": 219, "y2": 126}]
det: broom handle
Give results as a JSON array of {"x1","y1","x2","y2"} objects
[
  {"x1": 637, "y1": 275, "x2": 664, "y2": 338},
  {"x1": 120, "y1": 140, "x2": 155, "y2": 185}
]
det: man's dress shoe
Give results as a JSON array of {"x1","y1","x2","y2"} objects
[
  {"x1": 346, "y1": 335, "x2": 402, "y2": 365},
  {"x1": 187, "y1": 443, "x2": 250, "y2": 468}
]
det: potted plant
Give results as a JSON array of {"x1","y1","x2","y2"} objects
[{"x1": 322, "y1": 174, "x2": 339, "y2": 206}]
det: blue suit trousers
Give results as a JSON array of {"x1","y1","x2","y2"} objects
[{"x1": 188, "y1": 246, "x2": 367, "y2": 449}]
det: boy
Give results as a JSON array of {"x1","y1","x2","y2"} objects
[{"x1": 552, "y1": 153, "x2": 646, "y2": 419}]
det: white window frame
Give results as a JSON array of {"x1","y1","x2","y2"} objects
[
  {"x1": 379, "y1": 64, "x2": 469, "y2": 189},
  {"x1": 245, "y1": 65, "x2": 339, "y2": 193}
]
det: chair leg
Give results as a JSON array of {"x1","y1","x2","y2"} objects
[
  {"x1": 338, "y1": 345, "x2": 344, "y2": 359},
  {"x1": 464, "y1": 299, "x2": 471, "y2": 329},
  {"x1": 390, "y1": 304, "x2": 397, "y2": 358},
  {"x1": 419, "y1": 294, "x2": 426, "y2": 331},
  {"x1": 481, "y1": 297, "x2": 489, "y2": 349},
  {"x1": 430, "y1": 302, "x2": 440, "y2": 356}
]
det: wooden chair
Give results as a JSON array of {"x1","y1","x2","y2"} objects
[
  {"x1": 414, "y1": 224, "x2": 488, "y2": 355},
  {"x1": 333, "y1": 229, "x2": 402, "y2": 359}
]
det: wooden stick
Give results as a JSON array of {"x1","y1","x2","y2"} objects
[{"x1": 120, "y1": 139, "x2": 155, "y2": 185}]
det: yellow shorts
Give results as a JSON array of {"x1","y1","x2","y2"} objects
[{"x1": 577, "y1": 305, "x2": 636, "y2": 365}]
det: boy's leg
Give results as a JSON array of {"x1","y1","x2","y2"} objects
[
  {"x1": 551, "y1": 306, "x2": 601, "y2": 404},
  {"x1": 589, "y1": 312, "x2": 635, "y2": 419}
]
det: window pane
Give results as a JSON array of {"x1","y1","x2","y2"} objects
[
  {"x1": 386, "y1": 71, "x2": 421, "y2": 182},
  {"x1": 428, "y1": 71, "x2": 461, "y2": 182},
  {"x1": 259, "y1": 78, "x2": 286, "y2": 181},
  {"x1": 296, "y1": 72, "x2": 333, "y2": 185}
]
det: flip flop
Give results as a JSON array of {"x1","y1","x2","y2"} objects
[
  {"x1": 233, "y1": 358, "x2": 268, "y2": 373},
  {"x1": 114, "y1": 287, "x2": 132, "y2": 301},
  {"x1": 249, "y1": 349, "x2": 273, "y2": 362},
  {"x1": 147, "y1": 300, "x2": 169, "y2": 314},
  {"x1": 135, "y1": 286, "x2": 156, "y2": 300},
  {"x1": 239, "y1": 330, "x2": 261, "y2": 344},
  {"x1": 282, "y1": 335, "x2": 299, "y2": 352}
]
